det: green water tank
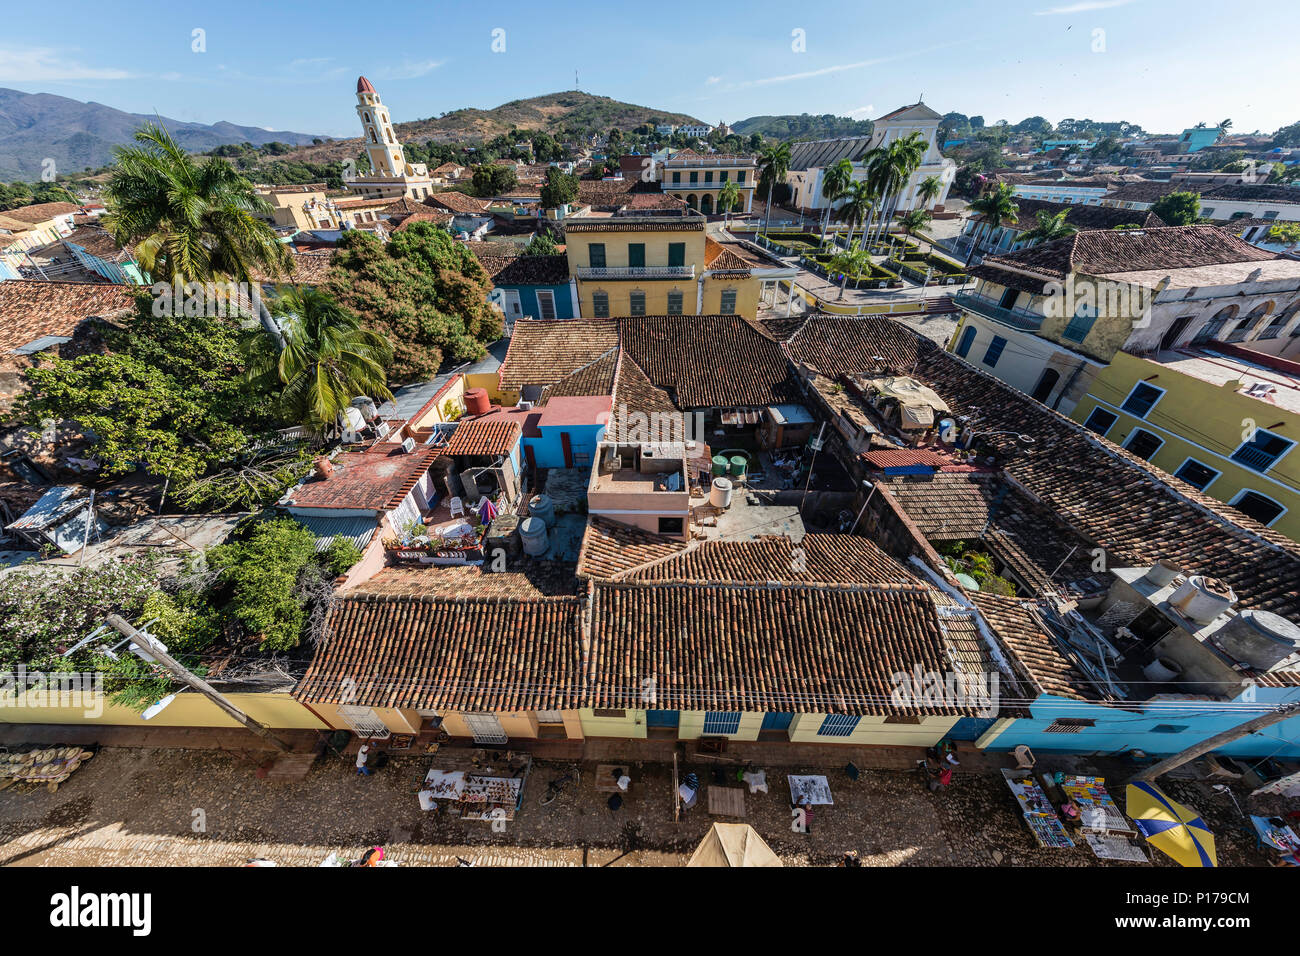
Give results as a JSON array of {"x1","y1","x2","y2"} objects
[
  {"x1": 711, "y1": 455, "x2": 729, "y2": 476},
  {"x1": 729, "y1": 455, "x2": 747, "y2": 476}
]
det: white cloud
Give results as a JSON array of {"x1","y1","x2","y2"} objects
[
  {"x1": 705, "y1": 76, "x2": 721, "y2": 85},
  {"x1": 0, "y1": 47, "x2": 133, "y2": 82},
  {"x1": 847, "y1": 105, "x2": 875, "y2": 118},
  {"x1": 1034, "y1": 0, "x2": 1135, "y2": 14},
  {"x1": 727, "y1": 42, "x2": 961, "y2": 90},
  {"x1": 377, "y1": 60, "x2": 444, "y2": 81}
]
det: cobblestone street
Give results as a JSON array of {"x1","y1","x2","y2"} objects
[{"x1": 0, "y1": 747, "x2": 1282, "y2": 867}]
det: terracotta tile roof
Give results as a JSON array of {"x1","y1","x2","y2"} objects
[
  {"x1": 1002, "y1": 198, "x2": 1164, "y2": 233},
  {"x1": 704, "y1": 236, "x2": 752, "y2": 274},
  {"x1": 424, "y1": 191, "x2": 489, "y2": 215},
  {"x1": 979, "y1": 225, "x2": 1275, "y2": 281},
  {"x1": 389, "y1": 209, "x2": 454, "y2": 232},
  {"x1": 498, "y1": 318, "x2": 619, "y2": 390},
  {"x1": 575, "y1": 516, "x2": 687, "y2": 579},
  {"x1": 619, "y1": 315, "x2": 800, "y2": 408},
  {"x1": 609, "y1": 351, "x2": 677, "y2": 426},
  {"x1": 972, "y1": 594, "x2": 1090, "y2": 701},
  {"x1": 782, "y1": 314, "x2": 1300, "y2": 617},
  {"x1": 350, "y1": 564, "x2": 579, "y2": 599},
  {"x1": 861, "y1": 449, "x2": 950, "y2": 470},
  {"x1": 967, "y1": 263, "x2": 1053, "y2": 295},
  {"x1": 564, "y1": 216, "x2": 705, "y2": 233},
  {"x1": 0, "y1": 280, "x2": 137, "y2": 354},
  {"x1": 1103, "y1": 181, "x2": 1211, "y2": 204},
  {"x1": 624, "y1": 533, "x2": 920, "y2": 587},
  {"x1": 288, "y1": 445, "x2": 438, "y2": 512},
  {"x1": 587, "y1": 581, "x2": 970, "y2": 715},
  {"x1": 443, "y1": 417, "x2": 522, "y2": 456},
  {"x1": 382, "y1": 197, "x2": 429, "y2": 216},
  {"x1": 294, "y1": 594, "x2": 585, "y2": 710},
  {"x1": 625, "y1": 192, "x2": 688, "y2": 211},
  {"x1": 494, "y1": 254, "x2": 569, "y2": 286},
  {"x1": 1200, "y1": 183, "x2": 1300, "y2": 205},
  {"x1": 540, "y1": 348, "x2": 618, "y2": 402},
  {"x1": 0, "y1": 201, "x2": 80, "y2": 224}
]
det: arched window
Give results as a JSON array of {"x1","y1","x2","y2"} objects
[
  {"x1": 1192, "y1": 305, "x2": 1238, "y2": 344},
  {"x1": 1228, "y1": 302, "x2": 1275, "y2": 342},
  {"x1": 1031, "y1": 367, "x2": 1061, "y2": 403},
  {"x1": 1259, "y1": 301, "x2": 1300, "y2": 340}
]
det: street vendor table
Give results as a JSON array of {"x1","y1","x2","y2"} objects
[
  {"x1": 1251, "y1": 815, "x2": 1300, "y2": 855},
  {"x1": 1002, "y1": 769, "x2": 1073, "y2": 849},
  {"x1": 708, "y1": 787, "x2": 746, "y2": 817},
  {"x1": 1059, "y1": 775, "x2": 1133, "y2": 834},
  {"x1": 1084, "y1": 833, "x2": 1149, "y2": 863},
  {"x1": 788, "y1": 774, "x2": 833, "y2": 806}
]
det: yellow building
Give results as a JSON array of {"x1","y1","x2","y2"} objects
[
  {"x1": 564, "y1": 213, "x2": 774, "y2": 319},
  {"x1": 1071, "y1": 348, "x2": 1300, "y2": 541},
  {"x1": 256, "y1": 184, "x2": 342, "y2": 231},
  {"x1": 345, "y1": 76, "x2": 436, "y2": 201},
  {"x1": 659, "y1": 150, "x2": 756, "y2": 214}
]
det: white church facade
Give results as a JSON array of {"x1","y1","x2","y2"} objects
[{"x1": 345, "y1": 76, "x2": 436, "y2": 202}]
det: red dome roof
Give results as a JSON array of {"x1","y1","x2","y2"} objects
[{"x1": 356, "y1": 76, "x2": 376, "y2": 94}]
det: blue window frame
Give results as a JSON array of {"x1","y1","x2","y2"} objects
[
  {"x1": 1083, "y1": 406, "x2": 1117, "y2": 436},
  {"x1": 1062, "y1": 305, "x2": 1097, "y2": 343},
  {"x1": 982, "y1": 335, "x2": 1007, "y2": 368},
  {"x1": 817, "y1": 714, "x2": 861, "y2": 737},
  {"x1": 1174, "y1": 458, "x2": 1219, "y2": 491},
  {"x1": 1231, "y1": 428, "x2": 1294, "y2": 473},
  {"x1": 955, "y1": 325, "x2": 976, "y2": 358},
  {"x1": 703, "y1": 712, "x2": 742, "y2": 735},
  {"x1": 1120, "y1": 382, "x2": 1163, "y2": 418}
]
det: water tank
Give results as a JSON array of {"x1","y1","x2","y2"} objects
[
  {"x1": 350, "y1": 396, "x2": 378, "y2": 421},
  {"x1": 519, "y1": 516, "x2": 549, "y2": 556},
  {"x1": 1212, "y1": 610, "x2": 1300, "y2": 672},
  {"x1": 728, "y1": 455, "x2": 747, "y2": 477},
  {"x1": 1170, "y1": 575, "x2": 1236, "y2": 624},
  {"x1": 710, "y1": 477, "x2": 733, "y2": 509},
  {"x1": 528, "y1": 494, "x2": 556, "y2": 528},
  {"x1": 1142, "y1": 559, "x2": 1183, "y2": 588},
  {"x1": 711, "y1": 455, "x2": 729, "y2": 476},
  {"x1": 465, "y1": 388, "x2": 491, "y2": 416}
]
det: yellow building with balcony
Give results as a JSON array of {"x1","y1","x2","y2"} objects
[
  {"x1": 1070, "y1": 347, "x2": 1300, "y2": 541},
  {"x1": 563, "y1": 213, "x2": 772, "y2": 319},
  {"x1": 659, "y1": 151, "x2": 757, "y2": 214}
]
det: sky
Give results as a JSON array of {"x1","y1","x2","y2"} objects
[{"x1": 2, "y1": 0, "x2": 1297, "y2": 140}]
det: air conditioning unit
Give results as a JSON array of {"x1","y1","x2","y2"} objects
[
  {"x1": 375, "y1": 421, "x2": 391, "y2": 439},
  {"x1": 517, "y1": 400, "x2": 534, "y2": 410},
  {"x1": 401, "y1": 437, "x2": 416, "y2": 454}
]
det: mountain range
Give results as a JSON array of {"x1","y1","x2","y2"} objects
[{"x1": 0, "y1": 88, "x2": 323, "y2": 181}]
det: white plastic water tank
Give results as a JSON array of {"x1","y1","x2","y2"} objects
[
  {"x1": 710, "y1": 477, "x2": 733, "y2": 509},
  {"x1": 1170, "y1": 575, "x2": 1237, "y2": 624},
  {"x1": 1142, "y1": 558, "x2": 1183, "y2": 588},
  {"x1": 1143, "y1": 656, "x2": 1184, "y2": 683},
  {"x1": 519, "y1": 517, "x2": 549, "y2": 556}
]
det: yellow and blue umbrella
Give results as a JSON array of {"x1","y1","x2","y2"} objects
[{"x1": 1125, "y1": 781, "x2": 1217, "y2": 867}]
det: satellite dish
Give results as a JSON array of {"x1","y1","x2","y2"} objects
[{"x1": 141, "y1": 694, "x2": 177, "y2": 721}]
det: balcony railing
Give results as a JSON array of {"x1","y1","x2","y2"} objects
[
  {"x1": 575, "y1": 265, "x2": 695, "y2": 280},
  {"x1": 953, "y1": 290, "x2": 1045, "y2": 332},
  {"x1": 661, "y1": 180, "x2": 755, "y2": 190},
  {"x1": 1231, "y1": 444, "x2": 1283, "y2": 473}
]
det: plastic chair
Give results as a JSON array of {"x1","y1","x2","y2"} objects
[
  {"x1": 448, "y1": 496, "x2": 465, "y2": 519},
  {"x1": 1013, "y1": 745, "x2": 1036, "y2": 770}
]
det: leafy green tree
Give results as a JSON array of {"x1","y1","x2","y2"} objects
[
  {"x1": 717, "y1": 179, "x2": 741, "y2": 226},
  {"x1": 101, "y1": 122, "x2": 291, "y2": 345},
  {"x1": 829, "y1": 248, "x2": 869, "y2": 300},
  {"x1": 243, "y1": 286, "x2": 393, "y2": 434},
  {"x1": 471, "y1": 163, "x2": 517, "y2": 197},
  {"x1": 539, "y1": 167, "x2": 579, "y2": 208},
  {"x1": 1151, "y1": 190, "x2": 1202, "y2": 226},
  {"x1": 897, "y1": 208, "x2": 933, "y2": 244},
  {"x1": 1267, "y1": 222, "x2": 1300, "y2": 255},
  {"x1": 325, "y1": 222, "x2": 502, "y2": 382},
  {"x1": 522, "y1": 233, "x2": 559, "y2": 256}
]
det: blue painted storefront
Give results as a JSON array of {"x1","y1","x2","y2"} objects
[
  {"x1": 498, "y1": 282, "x2": 575, "y2": 320},
  {"x1": 522, "y1": 421, "x2": 606, "y2": 470}
]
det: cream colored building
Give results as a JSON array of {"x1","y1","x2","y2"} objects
[{"x1": 344, "y1": 75, "x2": 436, "y2": 202}]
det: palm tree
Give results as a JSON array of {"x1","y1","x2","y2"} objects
[
  {"x1": 758, "y1": 141, "x2": 792, "y2": 236},
  {"x1": 1217, "y1": 118, "x2": 1233, "y2": 140},
  {"x1": 717, "y1": 180, "x2": 741, "y2": 228},
  {"x1": 102, "y1": 122, "x2": 292, "y2": 346},
  {"x1": 819, "y1": 158, "x2": 854, "y2": 246},
  {"x1": 828, "y1": 248, "x2": 869, "y2": 300},
  {"x1": 837, "y1": 180, "x2": 875, "y2": 252},
  {"x1": 869, "y1": 132, "x2": 928, "y2": 251},
  {"x1": 898, "y1": 208, "x2": 933, "y2": 244},
  {"x1": 916, "y1": 175, "x2": 943, "y2": 214},
  {"x1": 1016, "y1": 209, "x2": 1077, "y2": 247},
  {"x1": 963, "y1": 183, "x2": 1020, "y2": 267},
  {"x1": 244, "y1": 286, "x2": 394, "y2": 434}
]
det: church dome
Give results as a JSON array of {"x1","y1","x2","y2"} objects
[{"x1": 357, "y1": 76, "x2": 376, "y2": 94}]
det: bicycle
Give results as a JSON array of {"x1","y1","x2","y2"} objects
[{"x1": 538, "y1": 767, "x2": 581, "y2": 806}]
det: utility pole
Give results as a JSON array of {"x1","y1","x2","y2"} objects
[
  {"x1": 799, "y1": 422, "x2": 826, "y2": 516},
  {"x1": 1131, "y1": 702, "x2": 1300, "y2": 784},
  {"x1": 105, "y1": 614, "x2": 293, "y2": 753}
]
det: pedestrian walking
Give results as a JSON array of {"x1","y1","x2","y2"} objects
[{"x1": 355, "y1": 743, "x2": 371, "y2": 776}]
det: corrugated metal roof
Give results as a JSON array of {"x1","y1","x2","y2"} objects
[
  {"x1": 6, "y1": 485, "x2": 83, "y2": 531},
  {"x1": 290, "y1": 514, "x2": 379, "y2": 553}
]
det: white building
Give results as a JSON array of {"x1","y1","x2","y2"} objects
[
  {"x1": 345, "y1": 76, "x2": 436, "y2": 202},
  {"x1": 677, "y1": 124, "x2": 713, "y2": 139},
  {"x1": 784, "y1": 103, "x2": 955, "y2": 214}
]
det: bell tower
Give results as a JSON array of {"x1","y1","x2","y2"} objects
[{"x1": 355, "y1": 76, "x2": 406, "y2": 179}]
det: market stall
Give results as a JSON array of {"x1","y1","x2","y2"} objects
[
  {"x1": 788, "y1": 774, "x2": 834, "y2": 806},
  {"x1": 417, "y1": 751, "x2": 530, "y2": 822},
  {"x1": 1002, "y1": 768, "x2": 1073, "y2": 849}
]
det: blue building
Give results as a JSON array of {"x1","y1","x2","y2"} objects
[
  {"x1": 1177, "y1": 127, "x2": 1221, "y2": 153},
  {"x1": 523, "y1": 396, "x2": 610, "y2": 470},
  {"x1": 488, "y1": 254, "x2": 576, "y2": 323},
  {"x1": 971, "y1": 573, "x2": 1300, "y2": 762},
  {"x1": 62, "y1": 227, "x2": 147, "y2": 285}
]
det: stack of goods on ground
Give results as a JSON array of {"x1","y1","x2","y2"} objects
[{"x1": 0, "y1": 747, "x2": 95, "y2": 792}]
